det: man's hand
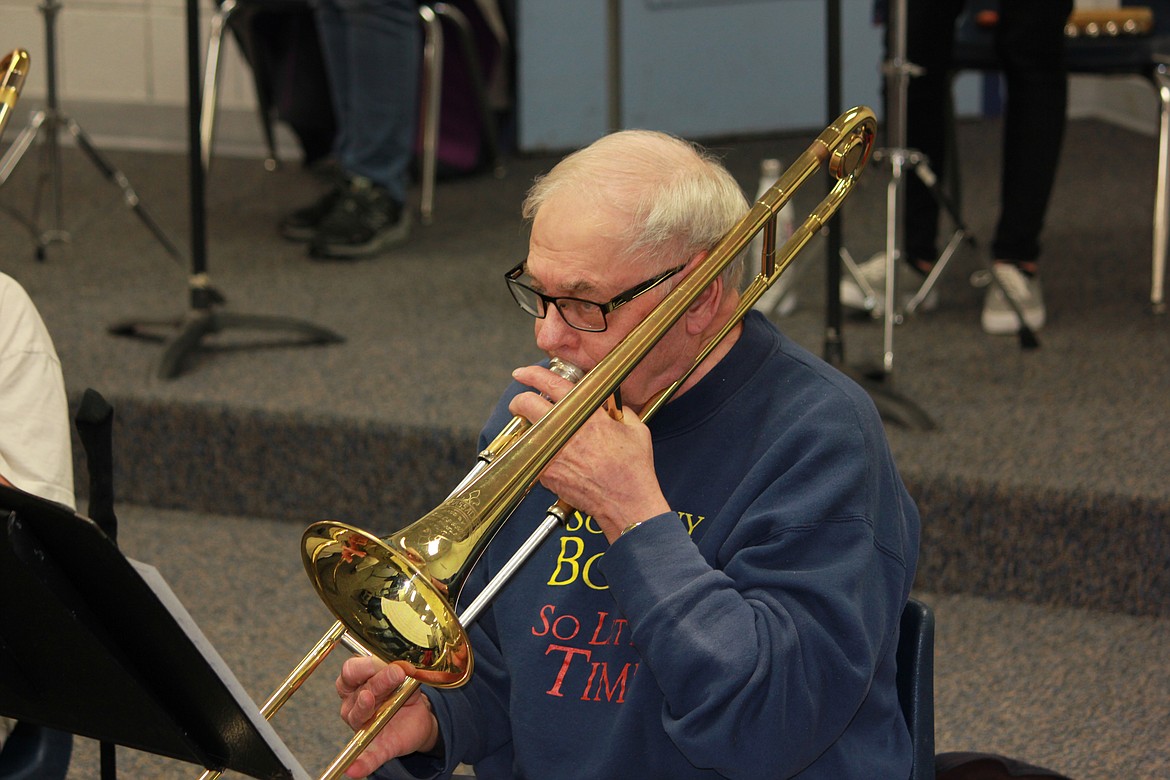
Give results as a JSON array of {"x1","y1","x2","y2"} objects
[
  {"x1": 336, "y1": 657, "x2": 441, "y2": 777},
  {"x1": 509, "y1": 364, "x2": 671, "y2": 541}
]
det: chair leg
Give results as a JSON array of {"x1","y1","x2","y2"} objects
[
  {"x1": 435, "y1": 2, "x2": 502, "y2": 174},
  {"x1": 200, "y1": 0, "x2": 237, "y2": 173},
  {"x1": 236, "y1": 12, "x2": 281, "y2": 171},
  {"x1": 1152, "y1": 63, "x2": 1170, "y2": 314},
  {"x1": 418, "y1": 5, "x2": 443, "y2": 227}
]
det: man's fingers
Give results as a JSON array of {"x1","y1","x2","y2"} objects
[
  {"x1": 513, "y1": 364, "x2": 577, "y2": 401},
  {"x1": 341, "y1": 687, "x2": 378, "y2": 729},
  {"x1": 337, "y1": 656, "x2": 413, "y2": 730},
  {"x1": 337, "y1": 656, "x2": 385, "y2": 698}
]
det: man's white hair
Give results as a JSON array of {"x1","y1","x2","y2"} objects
[{"x1": 522, "y1": 129, "x2": 748, "y2": 286}]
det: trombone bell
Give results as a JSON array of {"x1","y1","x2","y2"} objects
[{"x1": 302, "y1": 522, "x2": 472, "y2": 687}]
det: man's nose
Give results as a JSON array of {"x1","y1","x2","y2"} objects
[{"x1": 534, "y1": 305, "x2": 578, "y2": 353}]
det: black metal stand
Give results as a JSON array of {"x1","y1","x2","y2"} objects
[
  {"x1": 0, "y1": 0, "x2": 185, "y2": 263},
  {"x1": 824, "y1": 0, "x2": 846, "y2": 368},
  {"x1": 108, "y1": 0, "x2": 344, "y2": 380},
  {"x1": 834, "y1": 0, "x2": 1039, "y2": 427},
  {"x1": 0, "y1": 484, "x2": 306, "y2": 779},
  {"x1": 822, "y1": 0, "x2": 937, "y2": 430}
]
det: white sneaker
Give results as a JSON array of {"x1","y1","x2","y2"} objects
[
  {"x1": 840, "y1": 252, "x2": 938, "y2": 316},
  {"x1": 979, "y1": 263, "x2": 1046, "y2": 335}
]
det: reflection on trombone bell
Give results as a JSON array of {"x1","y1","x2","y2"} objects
[{"x1": 207, "y1": 107, "x2": 879, "y2": 780}]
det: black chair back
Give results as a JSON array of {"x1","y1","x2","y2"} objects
[
  {"x1": 0, "y1": 722, "x2": 72, "y2": 780},
  {"x1": 897, "y1": 597, "x2": 936, "y2": 780}
]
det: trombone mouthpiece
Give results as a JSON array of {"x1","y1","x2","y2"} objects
[{"x1": 548, "y1": 357, "x2": 584, "y2": 386}]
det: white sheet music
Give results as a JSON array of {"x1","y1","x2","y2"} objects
[{"x1": 129, "y1": 558, "x2": 311, "y2": 780}]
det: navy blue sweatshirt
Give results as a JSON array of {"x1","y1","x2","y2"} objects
[{"x1": 380, "y1": 311, "x2": 920, "y2": 779}]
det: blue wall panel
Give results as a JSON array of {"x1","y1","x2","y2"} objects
[{"x1": 516, "y1": 0, "x2": 983, "y2": 152}]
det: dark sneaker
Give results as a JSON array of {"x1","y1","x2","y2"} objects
[
  {"x1": 309, "y1": 176, "x2": 411, "y2": 260},
  {"x1": 279, "y1": 182, "x2": 345, "y2": 242}
]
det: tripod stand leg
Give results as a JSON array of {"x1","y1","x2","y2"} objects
[
  {"x1": 157, "y1": 312, "x2": 219, "y2": 380},
  {"x1": 0, "y1": 109, "x2": 67, "y2": 259},
  {"x1": 904, "y1": 223, "x2": 965, "y2": 314},
  {"x1": 148, "y1": 310, "x2": 345, "y2": 380},
  {"x1": 111, "y1": 282, "x2": 346, "y2": 380},
  {"x1": 0, "y1": 112, "x2": 51, "y2": 255},
  {"x1": 64, "y1": 118, "x2": 186, "y2": 262},
  {"x1": 910, "y1": 156, "x2": 1039, "y2": 348},
  {"x1": 839, "y1": 245, "x2": 882, "y2": 313},
  {"x1": 216, "y1": 312, "x2": 347, "y2": 347},
  {"x1": 849, "y1": 369, "x2": 936, "y2": 430}
]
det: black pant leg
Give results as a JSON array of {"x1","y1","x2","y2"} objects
[
  {"x1": 991, "y1": 0, "x2": 1073, "y2": 263},
  {"x1": 901, "y1": 0, "x2": 965, "y2": 264}
]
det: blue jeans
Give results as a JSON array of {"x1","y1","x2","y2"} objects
[{"x1": 314, "y1": 0, "x2": 419, "y2": 203}]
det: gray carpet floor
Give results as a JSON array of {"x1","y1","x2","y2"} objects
[{"x1": 55, "y1": 506, "x2": 1170, "y2": 780}]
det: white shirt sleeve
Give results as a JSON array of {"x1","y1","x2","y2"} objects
[{"x1": 0, "y1": 273, "x2": 75, "y2": 510}]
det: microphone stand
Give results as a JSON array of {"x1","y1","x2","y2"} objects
[
  {"x1": 108, "y1": 0, "x2": 344, "y2": 379},
  {"x1": 824, "y1": 0, "x2": 845, "y2": 368}
]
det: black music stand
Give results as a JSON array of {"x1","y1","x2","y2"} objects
[
  {"x1": 0, "y1": 484, "x2": 309, "y2": 780},
  {"x1": 108, "y1": 0, "x2": 344, "y2": 380}
]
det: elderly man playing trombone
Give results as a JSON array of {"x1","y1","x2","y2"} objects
[{"x1": 335, "y1": 128, "x2": 921, "y2": 779}]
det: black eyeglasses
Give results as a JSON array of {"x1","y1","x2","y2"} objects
[{"x1": 505, "y1": 261, "x2": 686, "y2": 332}]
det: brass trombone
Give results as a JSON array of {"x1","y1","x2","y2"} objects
[
  {"x1": 0, "y1": 49, "x2": 30, "y2": 139},
  {"x1": 218, "y1": 106, "x2": 877, "y2": 780}
]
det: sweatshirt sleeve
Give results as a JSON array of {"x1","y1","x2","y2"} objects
[{"x1": 599, "y1": 400, "x2": 914, "y2": 778}]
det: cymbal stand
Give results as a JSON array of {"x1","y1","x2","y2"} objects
[{"x1": 0, "y1": 0, "x2": 184, "y2": 263}]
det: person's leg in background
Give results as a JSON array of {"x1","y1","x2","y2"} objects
[
  {"x1": 278, "y1": 0, "x2": 351, "y2": 243},
  {"x1": 981, "y1": 0, "x2": 1072, "y2": 333},
  {"x1": 903, "y1": 0, "x2": 965, "y2": 271},
  {"x1": 281, "y1": 0, "x2": 420, "y2": 260}
]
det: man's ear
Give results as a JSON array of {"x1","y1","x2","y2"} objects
[{"x1": 682, "y1": 251, "x2": 723, "y2": 334}]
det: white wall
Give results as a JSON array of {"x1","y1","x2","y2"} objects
[{"x1": 1, "y1": 0, "x2": 276, "y2": 154}]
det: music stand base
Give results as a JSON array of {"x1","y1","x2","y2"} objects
[
  {"x1": 845, "y1": 363, "x2": 936, "y2": 431},
  {"x1": 109, "y1": 306, "x2": 345, "y2": 380}
]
